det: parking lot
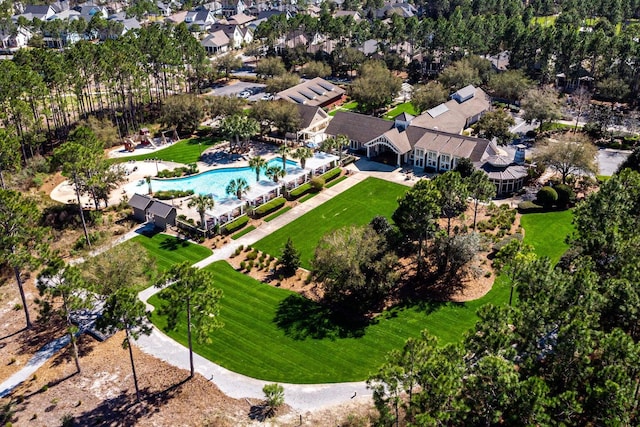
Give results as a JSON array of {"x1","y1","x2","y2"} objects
[{"x1": 207, "y1": 81, "x2": 268, "y2": 102}]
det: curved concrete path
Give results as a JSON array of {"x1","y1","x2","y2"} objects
[{"x1": 137, "y1": 172, "x2": 374, "y2": 412}]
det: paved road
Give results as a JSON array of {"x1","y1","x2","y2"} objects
[{"x1": 207, "y1": 81, "x2": 267, "y2": 102}]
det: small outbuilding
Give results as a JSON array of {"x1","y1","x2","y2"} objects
[
  {"x1": 128, "y1": 194, "x2": 177, "y2": 230},
  {"x1": 128, "y1": 193, "x2": 153, "y2": 222}
]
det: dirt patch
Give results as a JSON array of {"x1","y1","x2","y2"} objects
[{"x1": 39, "y1": 172, "x2": 66, "y2": 196}]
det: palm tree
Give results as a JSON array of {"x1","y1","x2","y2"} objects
[
  {"x1": 248, "y1": 155, "x2": 267, "y2": 182},
  {"x1": 336, "y1": 134, "x2": 349, "y2": 160},
  {"x1": 187, "y1": 194, "x2": 215, "y2": 228},
  {"x1": 293, "y1": 146, "x2": 313, "y2": 169},
  {"x1": 226, "y1": 177, "x2": 250, "y2": 199},
  {"x1": 277, "y1": 144, "x2": 291, "y2": 172},
  {"x1": 145, "y1": 176, "x2": 152, "y2": 194},
  {"x1": 265, "y1": 165, "x2": 286, "y2": 183}
]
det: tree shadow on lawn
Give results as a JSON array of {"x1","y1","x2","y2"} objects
[
  {"x1": 158, "y1": 236, "x2": 191, "y2": 251},
  {"x1": 274, "y1": 294, "x2": 370, "y2": 340}
]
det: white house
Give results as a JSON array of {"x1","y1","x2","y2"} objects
[
  {"x1": 201, "y1": 30, "x2": 230, "y2": 54},
  {"x1": 185, "y1": 9, "x2": 217, "y2": 31},
  {"x1": 0, "y1": 26, "x2": 33, "y2": 50}
]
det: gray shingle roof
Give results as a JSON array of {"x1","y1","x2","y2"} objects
[
  {"x1": 325, "y1": 111, "x2": 394, "y2": 144},
  {"x1": 128, "y1": 193, "x2": 153, "y2": 210},
  {"x1": 147, "y1": 200, "x2": 176, "y2": 218}
]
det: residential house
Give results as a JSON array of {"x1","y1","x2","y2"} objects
[
  {"x1": 201, "y1": 1, "x2": 224, "y2": 15},
  {"x1": 222, "y1": 0, "x2": 247, "y2": 17},
  {"x1": 277, "y1": 77, "x2": 346, "y2": 108},
  {"x1": 209, "y1": 23, "x2": 246, "y2": 48},
  {"x1": 227, "y1": 12, "x2": 255, "y2": 27},
  {"x1": 128, "y1": 193, "x2": 154, "y2": 222},
  {"x1": 201, "y1": 30, "x2": 230, "y2": 54},
  {"x1": 294, "y1": 104, "x2": 332, "y2": 144},
  {"x1": 410, "y1": 85, "x2": 491, "y2": 134},
  {"x1": 185, "y1": 8, "x2": 217, "y2": 31},
  {"x1": 14, "y1": 5, "x2": 57, "y2": 21},
  {"x1": 333, "y1": 10, "x2": 361, "y2": 21},
  {"x1": 0, "y1": 26, "x2": 33, "y2": 50},
  {"x1": 155, "y1": 1, "x2": 174, "y2": 17},
  {"x1": 74, "y1": 4, "x2": 109, "y2": 21},
  {"x1": 374, "y1": 1, "x2": 417, "y2": 18}
]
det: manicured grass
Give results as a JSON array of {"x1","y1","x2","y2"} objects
[
  {"x1": 532, "y1": 15, "x2": 557, "y2": 26},
  {"x1": 126, "y1": 232, "x2": 212, "y2": 273},
  {"x1": 383, "y1": 102, "x2": 419, "y2": 120},
  {"x1": 148, "y1": 211, "x2": 573, "y2": 383},
  {"x1": 231, "y1": 225, "x2": 256, "y2": 240},
  {"x1": 149, "y1": 260, "x2": 512, "y2": 383},
  {"x1": 520, "y1": 209, "x2": 574, "y2": 263},
  {"x1": 112, "y1": 136, "x2": 222, "y2": 165},
  {"x1": 264, "y1": 206, "x2": 292, "y2": 222},
  {"x1": 298, "y1": 192, "x2": 318, "y2": 203},
  {"x1": 325, "y1": 175, "x2": 348, "y2": 188},
  {"x1": 253, "y1": 177, "x2": 408, "y2": 268},
  {"x1": 328, "y1": 101, "x2": 359, "y2": 116}
]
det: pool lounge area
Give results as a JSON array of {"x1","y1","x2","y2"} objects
[{"x1": 125, "y1": 152, "x2": 340, "y2": 229}]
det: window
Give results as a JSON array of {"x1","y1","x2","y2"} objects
[
  {"x1": 427, "y1": 151, "x2": 437, "y2": 167},
  {"x1": 440, "y1": 154, "x2": 451, "y2": 170}
]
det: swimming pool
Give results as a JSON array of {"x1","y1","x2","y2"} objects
[{"x1": 137, "y1": 158, "x2": 299, "y2": 200}]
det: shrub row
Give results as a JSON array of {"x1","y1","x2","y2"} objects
[
  {"x1": 320, "y1": 167, "x2": 341, "y2": 182},
  {"x1": 288, "y1": 182, "x2": 312, "y2": 200},
  {"x1": 157, "y1": 164, "x2": 199, "y2": 178},
  {"x1": 254, "y1": 197, "x2": 286, "y2": 217},
  {"x1": 223, "y1": 215, "x2": 249, "y2": 234},
  {"x1": 154, "y1": 189, "x2": 194, "y2": 200}
]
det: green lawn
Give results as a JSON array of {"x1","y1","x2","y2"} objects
[
  {"x1": 328, "y1": 101, "x2": 359, "y2": 116},
  {"x1": 148, "y1": 210, "x2": 574, "y2": 383},
  {"x1": 126, "y1": 232, "x2": 212, "y2": 274},
  {"x1": 111, "y1": 136, "x2": 222, "y2": 165},
  {"x1": 532, "y1": 15, "x2": 557, "y2": 26},
  {"x1": 149, "y1": 261, "x2": 512, "y2": 383},
  {"x1": 253, "y1": 177, "x2": 408, "y2": 268},
  {"x1": 520, "y1": 209, "x2": 574, "y2": 263},
  {"x1": 383, "y1": 102, "x2": 419, "y2": 120}
]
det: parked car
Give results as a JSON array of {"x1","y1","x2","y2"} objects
[
  {"x1": 237, "y1": 91, "x2": 251, "y2": 99},
  {"x1": 260, "y1": 93, "x2": 274, "y2": 101}
]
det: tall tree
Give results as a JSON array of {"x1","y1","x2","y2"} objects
[
  {"x1": 434, "y1": 171, "x2": 469, "y2": 236},
  {"x1": 97, "y1": 288, "x2": 152, "y2": 402},
  {"x1": 156, "y1": 262, "x2": 223, "y2": 378},
  {"x1": 392, "y1": 179, "x2": 441, "y2": 274},
  {"x1": 487, "y1": 70, "x2": 532, "y2": 103},
  {"x1": 277, "y1": 145, "x2": 291, "y2": 171},
  {"x1": 521, "y1": 87, "x2": 562, "y2": 129},
  {"x1": 265, "y1": 165, "x2": 286, "y2": 183},
  {"x1": 411, "y1": 81, "x2": 449, "y2": 113},
  {"x1": 0, "y1": 128, "x2": 21, "y2": 189},
  {"x1": 38, "y1": 259, "x2": 91, "y2": 374},
  {"x1": 225, "y1": 177, "x2": 250, "y2": 200},
  {"x1": 475, "y1": 109, "x2": 515, "y2": 145},
  {"x1": 213, "y1": 54, "x2": 242, "y2": 80},
  {"x1": 467, "y1": 170, "x2": 497, "y2": 229},
  {"x1": 293, "y1": 147, "x2": 313, "y2": 169},
  {"x1": 160, "y1": 94, "x2": 205, "y2": 135},
  {"x1": 533, "y1": 133, "x2": 598, "y2": 184},
  {"x1": 248, "y1": 155, "x2": 267, "y2": 182},
  {"x1": 350, "y1": 61, "x2": 402, "y2": 113},
  {"x1": 188, "y1": 194, "x2": 215, "y2": 228},
  {"x1": 0, "y1": 189, "x2": 49, "y2": 329}
]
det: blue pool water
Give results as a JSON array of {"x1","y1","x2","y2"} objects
[{"x1": 140, "y1": 158, "x2": 298, "y2": 200}]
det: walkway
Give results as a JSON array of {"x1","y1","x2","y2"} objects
[{"x1": 137, "y1": 172, "x2": 373, "y2": 412}]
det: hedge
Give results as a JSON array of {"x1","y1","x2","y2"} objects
[
  {"x1": 517, "y1": 201, "x2": 544, "y2": 213},
  {"x1": 320, "y1": 167, "x2": 341, "y2": 182},
  {"x1": 288, "y1": 182, "x2": 312, "y2": 200},
  {"x1": 154, "y1": 189, "x2": 194, "y2": 200},
  {"x1": 223, "y1": 215, "x2": 249, "y2": 234},
  {"x1": 253, "y1": 197, "x2": 286, "y2": 217}
]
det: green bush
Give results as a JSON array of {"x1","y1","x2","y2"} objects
[
  {"x1": 536, "y1": 186, "x2": 558, "y2": 208},
  {"x1": 254, "y1": 197, "x2": 286, "y2": 217},
  {"x1": 320, "y1": 167, "x2": 341, "y2": 182},
  {"x1": 73, "y1": 231, "x2": 105, "y2": 250},
  {"x1": 246, "y1": 250, "x2": 258, "y2": 260},
  {"x1": 288, "y1": 183, "x2": 311, "y2": 199},
  {"x1": 154, "y1": 190, "x2": 194, "y2": 200},
  {"x1": 517, "y1": 200, "x2": 544, "y2": 212},
  {"x1": 223, "y1": 215, "x2": 249, "y2": 234},
  {"x1": 553, "y1": 184, "x2": 575, "y2": 208},
  {"x1": 309, "y1": 176, "x2": 325, "y2": 192}
]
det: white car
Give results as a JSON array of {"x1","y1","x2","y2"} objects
[
  {"x1": 238, "y1": 91, "x2": 251, "y2": 99},
  {"x1": 261, "y1": 93, "x2": 274, "y2": 101}
]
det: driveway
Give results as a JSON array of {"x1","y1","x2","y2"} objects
[{"x1": 597, "y1": 148, "x2": 631, "y2": 176}]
